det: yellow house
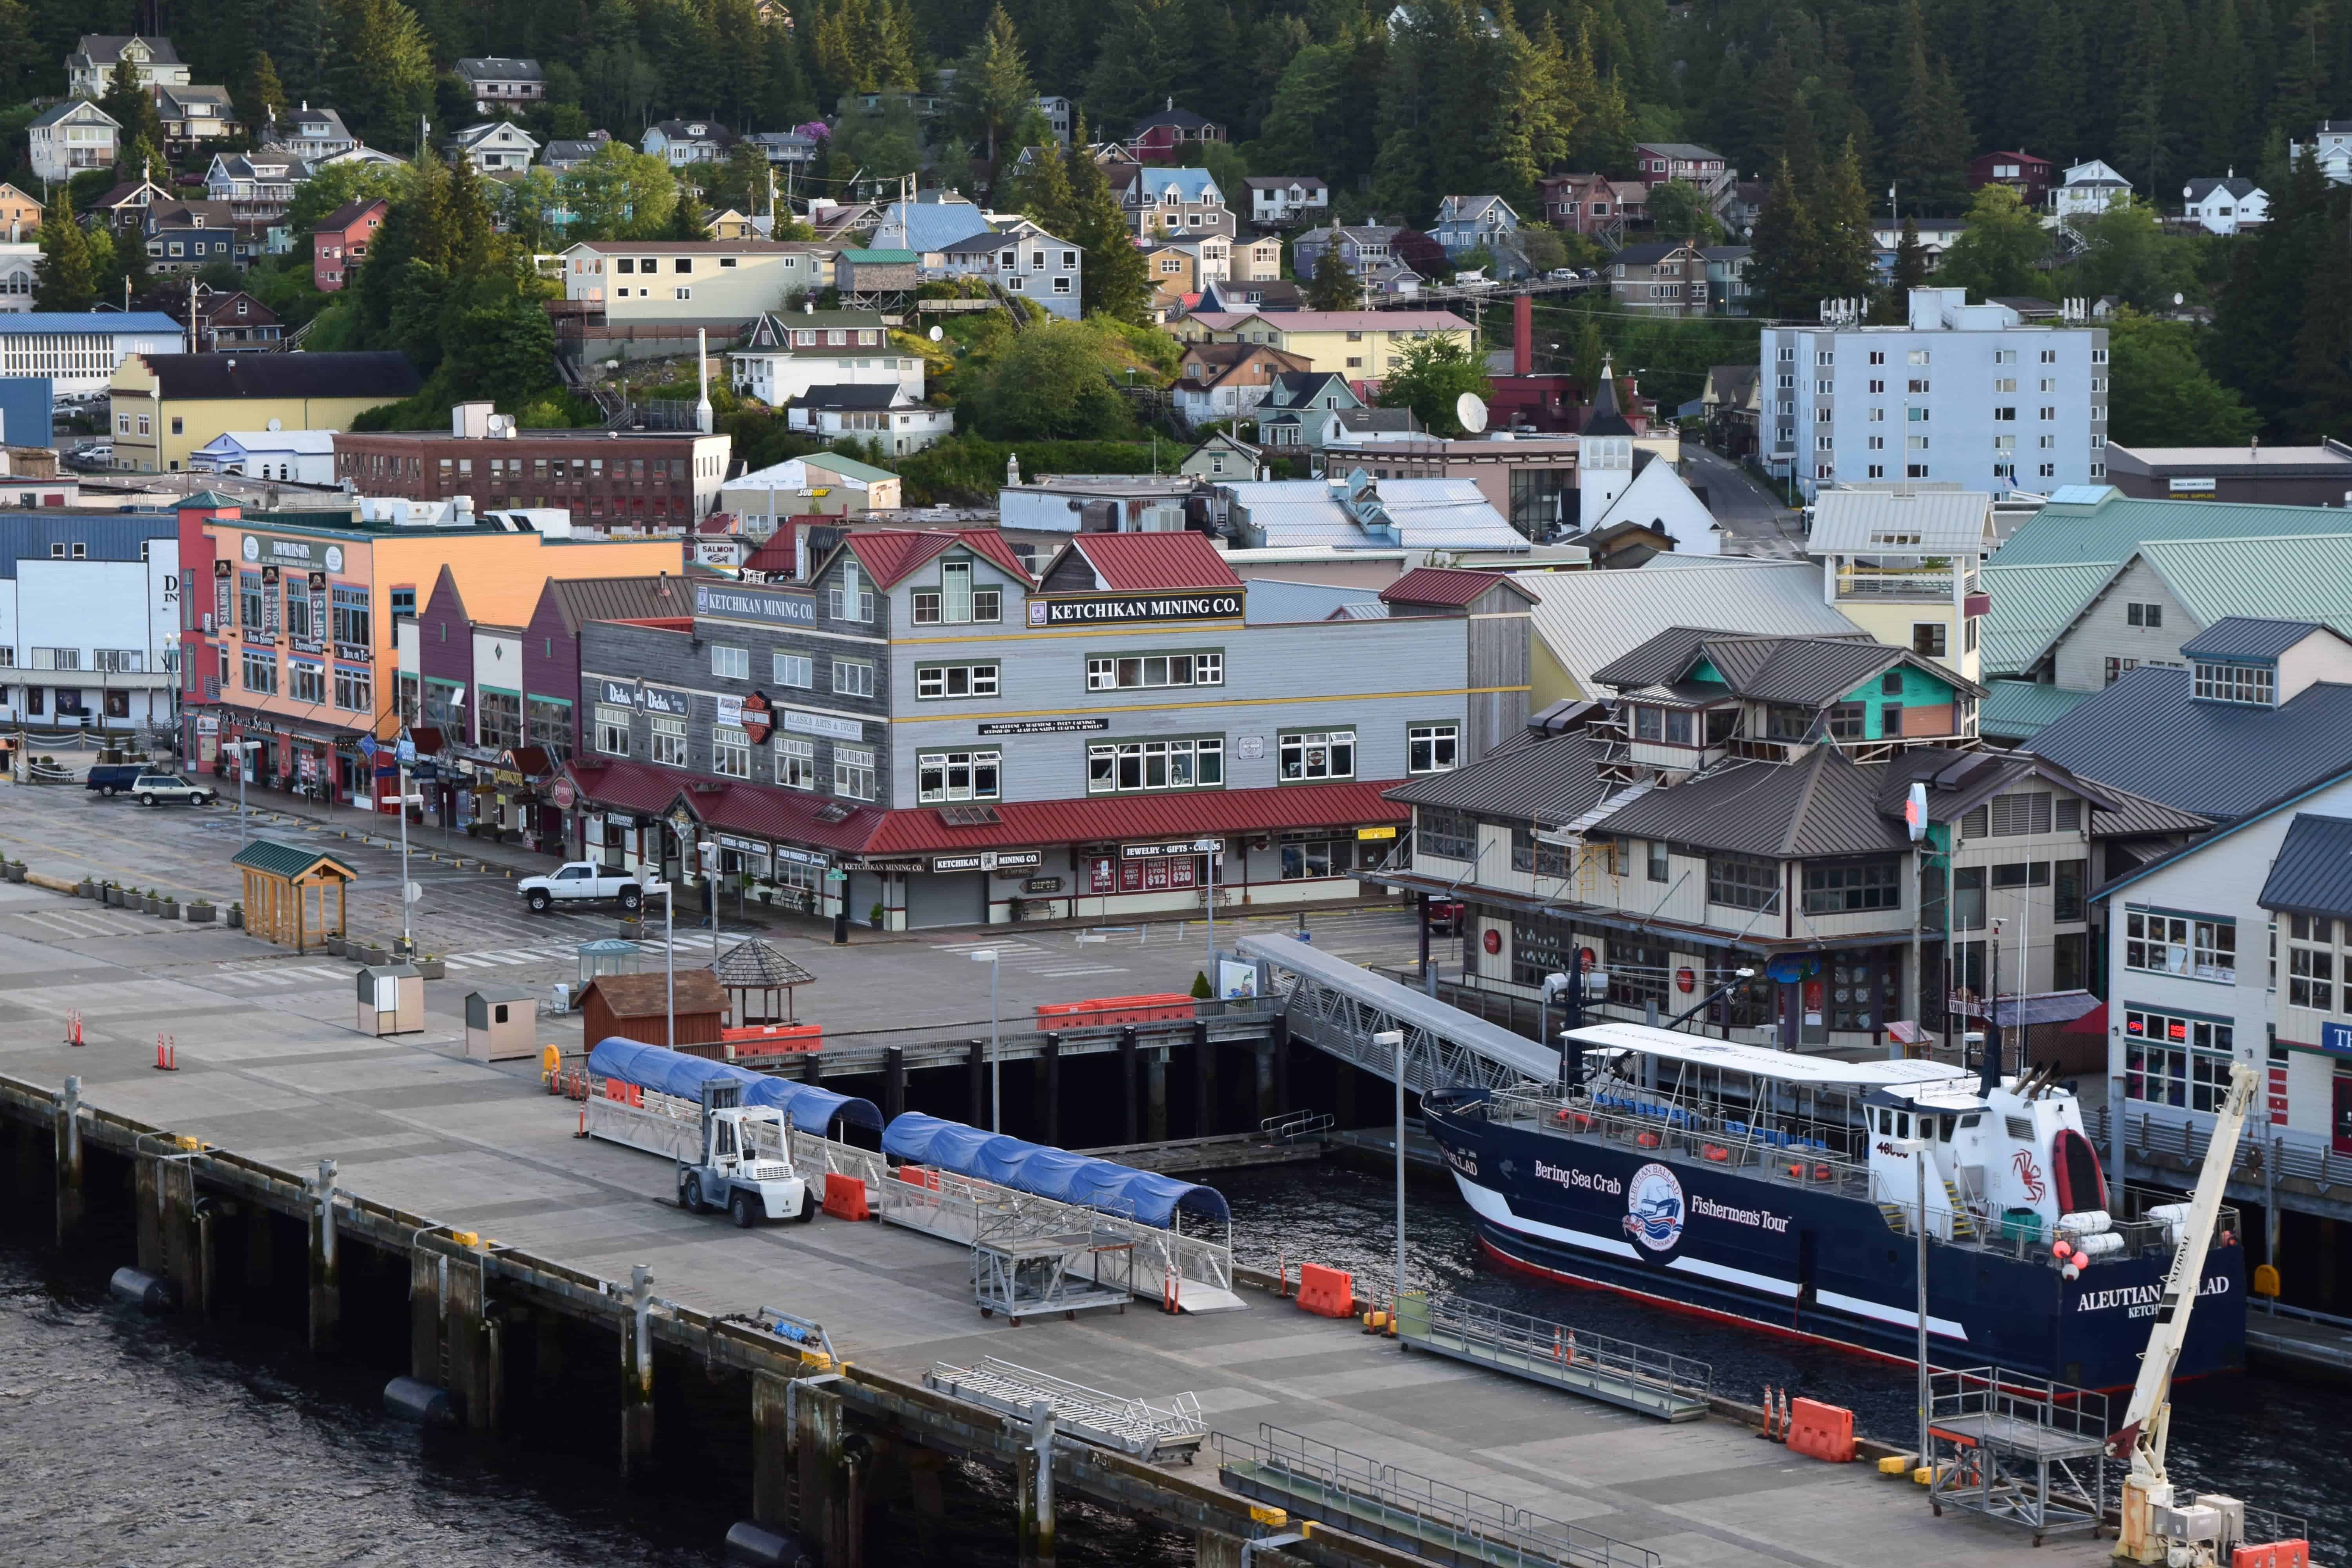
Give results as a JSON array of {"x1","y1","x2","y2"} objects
[
  {"x1": 111, "y1": 352, "x2": 421, "y2": 474},
  {"x1": 1143, "y1": 243, "x2": 1197, "y2": 316},
  {"x1": 0, "y1": 182, "x2": 42, "y2": 241},
  {"x1": 1169, "y1": 309, "x2": 1474, "y2": 379}
]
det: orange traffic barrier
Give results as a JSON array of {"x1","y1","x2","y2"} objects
[
  {"x1": 2237, "y1": 1543, "x2": 2311, "y2": 1568},
  {"x1": 153, "y1": 1034, "x2": 177, "y2": 1071},
  {"x1": 723, "y1": 1023, "x2": 821, "y2": 1055},
  {"x1": 821, "y1": 1171, "x2": 871, "y2": 1221},
  {"x1": 895, "y1": 1164, "x2": 940, "y2": 1189},
  {"x1": 1787, "y1": 1397, "x2": 1856, "y2": 1462},
  {"x1": 1035, "y1": 993, "x2": 1196, "y2": 1030},
  {"x1": 1296, "y1": 1262, "x2": 1355, "y2": 1318}
]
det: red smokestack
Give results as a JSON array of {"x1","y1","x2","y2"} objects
[{"x1": 1512, "y1": 293, "x2": 1532, "y2": 377}]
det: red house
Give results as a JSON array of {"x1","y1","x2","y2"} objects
[
  {"x1": 313, "y1": 197, "x2": 388, "y2": 293},
  {"x1": 1537, "y1": 172, "x2": 1628, "y2": 236},
  {"x1": 1967, "y1": 150, "x2": 2054, "y2": 208},
  {"x1": 1127, "y1": 100, "x2": 1225, "y2": 165}
]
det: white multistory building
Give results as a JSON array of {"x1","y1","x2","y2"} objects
[{"x1": 1760, "y1": 288, "x2": 2108, "y2": 501}]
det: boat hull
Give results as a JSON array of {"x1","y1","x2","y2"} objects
[{"x1": 1424, "y1": 1096, "x2": 2245, "y2": 1390}]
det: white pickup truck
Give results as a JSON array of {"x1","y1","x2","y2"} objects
[{"x1": 517, "y1": 860, "x2": 646, "y2": 914}]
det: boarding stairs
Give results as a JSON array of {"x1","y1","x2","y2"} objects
[
  {"x1": 924, "y1": 1357, "x2": 1206, "y2": 1463},
  {"x1": 1240, "y1": 934, "x2": 1562, "y2": 1096}
]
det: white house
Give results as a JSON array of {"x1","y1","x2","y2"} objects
[
  {"x1": 2182, "y1": 175, "x2": 2267, "y2": 235},
  {"x1": 1243, "y1": 177, "x2": 1329, "y2": 227},
  {"x1": 152, "y1": 84, "x2": 241, "y2": 147},
  {"x1": 0, "y1": 312, "x2": 186, "y2": 396},
  {"x1": 2049, "y1": 158, "x2": 2132, "y2": 219},
  {"x1": 2089, "y1": 735, "x2": 2352, "y2": 1168},
  {"x1": 204, "y1": 151, "x2": 316, "y2": 223},
  {"x1": 270, "y1": 104, "x2": 358, "y2": 160},
  {"x1": 0, "y1": 531, "x2": 182, "y2": 733},
  {"x1": 2300, "y1": 120, "x2": 2352, "y2": 184},
  {"x1": 786, "y1": 384, "x2": 952, "y2": 455},
  {"x1": 643, "y1": 119, "x2": 733, "y2": 165},
  {"x1": 67, "y1": 34, "x2": 189, "y2": 99},
  {"x1": 930, "y1": 226, "x2": 1085, "y2": 321},
  {"x1": 560, "y1": 240, "x2": 835, "y2": 323},
  {"x1": 446, "y1": 122, "x2": 541, "y2": 174},
  {"x1": 28, "y1": 100, "x2": 120, "y2": 183},
  {"x1": 0, "y1": 245, "x2": 37, "y2": 313},
  {"x1": 189, "y1": 428, "x2": 338, "y2": 485},
  {"x1": 728, "y1": 309, "x2": 918, "y2": 407}
]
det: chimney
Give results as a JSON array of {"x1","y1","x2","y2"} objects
[
  {"x1": 1513, "y1": 292, "x2": 1532, "y2": 378},
  {"x1": 696, "y1": 327, "x2": 713, "y2": 435}
]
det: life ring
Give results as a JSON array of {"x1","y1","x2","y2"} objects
[
  {"x1": 1635, "y1": 1130, "x2": 1662, "y2": 1149},
  {"x1": 1704, "y1": 1144, "x2": 1730, "y2": 1162}
]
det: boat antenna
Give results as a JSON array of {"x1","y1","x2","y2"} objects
[{"x1": 1978, "y1": 918, "x2": 2006, "y2": 1097}]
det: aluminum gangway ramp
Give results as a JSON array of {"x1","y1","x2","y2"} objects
[
  {"x1": 925, "y1": 1357, "x2": 1206, "y2": 1463},
  {"x1": 1393, "y1": 1292, "x2": 1713, "y2": 1422},
  {"x1": 1239, "y1": 933, "x2": 1558, "y2": 1095}
]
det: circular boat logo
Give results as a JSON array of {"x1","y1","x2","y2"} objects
[{"x1": 1623, "y1": 1162, "x2": 1686, "y2": 1252}]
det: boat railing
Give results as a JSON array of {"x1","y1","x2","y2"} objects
[{"x1": 1486, "y1": 1085, "x2": 1873, "y2": 1201}]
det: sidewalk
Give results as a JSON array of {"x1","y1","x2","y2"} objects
[{"x1": 225, "y1": 792, "x2": 563, "y2": 879}]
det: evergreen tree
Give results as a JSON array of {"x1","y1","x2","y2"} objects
[
  {"x1": 668, "y1": 181, "x2": 713, "y2": 239},
  {"x1": 1887, "y1": 2, "x2": 1971, "y2": 214},
  {"x1": 1873, "y1": 214, "x2": 1929, "y2": 317},
  {"x1": 759, "y1": 20, "x2": 817, "y2": 128},
  {"x1": 708, "y1": 0, "x2": 770, "y2": 125},
  {"x1": 1937, "y1": 183, "x2": 2052, "y2": 301},
  {"x1": 1306, "y1": 234, "x2": 1359, "y2": 309},
  {"x1": 1478, "y1": 8, "x2": 1570, "y2": 208},
  {"x1": 2212, "y1": 145, "x2": 2328, "y2": 427},
  {"x1": 954, "y1": 4, "x2": 1035, "y2": 166},
  {"x1": 1011, "y1": 134, "x2": 1076, "y2": 238},
  {"x1": 1815, "y1": 140, "x2": 1877, "y2": 303},
  {"x1": 33, "y1": 211, "x2": 94, "y2": 310},
  {"x1": 119, "y1": 134, "x2": 167, "y2": 188},
  {"x1": 0, "y1": 0, "x2": 35, "y2": 104},
  {"x1": 238, "y1": 52, "x2": 290, "y2": 137},
  {"x1": 99, "y1": 55, "x2": 167, "y2": 160},
  {"x1": 443, "y1": 155, "x2": 496, "y2": 265},
  {"x1": 1063, "y1": 114, "x2": 1149, "y2": 321},
  {"x1": 329, "y1": 0, "x2": 436, "y2": 150},
  {"x1": 1746, "y1": 158, "x2": 1820, "y2": 319},
  {"x1": 1256, "y1": 43, "x2": 1347, "y2": 176},
  {"x1": 1085, "y1": 0, "x2": 1179, "y2": 132}
]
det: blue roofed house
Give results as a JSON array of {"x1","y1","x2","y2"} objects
[
  {"x1": 873, "y1": 194, "x2": 996, "y2": 253},
  {"x1": 1432, "y1": 195, "x2": 1519, "y2": 264}
]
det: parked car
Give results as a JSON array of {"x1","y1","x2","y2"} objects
[
  {"x1": 516, "y1": 860, "x2": 647, "y2": 914},
  {"x1": 1426, "y1": 898, "x2": 1465, "y2": 936},
  {"x1": 132, "y1": 773, "x2": 216, "y2": 807},
  {"x1": 70, "y1": 441, "x2": 113, "y2": 467},
  {"x1": 1547, "y1": 267, "x2": 1577, "y2": 281},
  {"x1": 85, "y1": 764, "x2": 147, "y2": 797}
]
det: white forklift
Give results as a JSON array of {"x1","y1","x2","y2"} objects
[{"x1": 667, "y1": 1080, "x2": 816, "y2": 1228}]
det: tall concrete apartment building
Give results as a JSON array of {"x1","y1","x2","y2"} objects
[{"x1": 1760, "y1": 288, "x2": 2109, "y2": 500}]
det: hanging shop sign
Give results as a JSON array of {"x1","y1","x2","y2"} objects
[
  {"x1": 781, "y1": 708, "x2": 862, "y2": 741},
  {"x1": 740, "y1": 691, "x2": 774, "y2": 745},
  {"x1": 929, "y1": 850, "x2": 1043, "y2": 873},
  {"x1": 1027, "y1": 591, "x2": 1245, "y2": 627},
  {"x1": 772, "y1": 845, "x2": 831, "y2": 867},
  {"x1": 1121, "y1": 840, "x2": 1203, "y2": 859},
  {"x1": 1023, "y1": 876, "x2": 1065, "y2": 895},
  {"x1": 551, "y1": 778, "x2": 575, "y2": 809},
  {"x1": 598, "y1": 677, "x2": 639, "y2": 708},
  {"x1": 643, "y1": 686, "x2": 691, "y2": 717}
]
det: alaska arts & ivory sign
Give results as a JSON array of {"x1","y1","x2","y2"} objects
[{"x1": 1027, "y1": 591, "x2": 1243, "y2": 627}]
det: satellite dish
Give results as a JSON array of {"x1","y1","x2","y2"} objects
[
  {"x1": 2172, "y1": 292, "x2": 2184, "y2": 307},
  {"x1": 266, "y1": 417, "x2": 282, "y2": 431},
  {"x1": 928, "y1": 325, "x2": 944, "y2": 341},
  {"x1": 1455, "y1": 392, "x2": 1489, "y2": 434}
]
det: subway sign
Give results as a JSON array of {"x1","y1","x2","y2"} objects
[{"x1": 1027, "y1": 591, "x2": 1244, "y2": 626}]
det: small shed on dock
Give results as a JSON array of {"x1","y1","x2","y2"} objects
[
  {"x1": 581, "y1": 969, "x2": 729, "y2": 1056},
  {"x1": 713, "y1": 938, "x2": 815, "y2": 1024},
  {"x1": 231, "y1": 839, "x2": 357, "y2": 954}
]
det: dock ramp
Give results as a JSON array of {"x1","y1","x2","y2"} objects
[
  {"x1": 1394, "y1": 1292, "x2": 1711, "y2": 1421},
  {"x1": 926, "y1": 1357, "x2": 1206, "y2": 1463},
  {"x1": 1238, "y1": 934, "x2": 1558, "y2": 1095}
]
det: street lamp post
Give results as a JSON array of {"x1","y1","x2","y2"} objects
[
  {"x1": 1374, "y1": 1028, "x2": 1405, "y2": 1316},
  {"x1": 972, "y1": 949, "x2": 1001, "y2": 1131},
  {"x1": 635, "y1": 869, "x2": 675, "y2": 1050},
  {"x1": 1904, "y1": 1134, "x2": 1931, "y2": 1465},
  {"x1": 221, "y1": 738, "x2": 259, "y2": 844}
]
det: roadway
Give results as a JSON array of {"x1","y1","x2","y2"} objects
[{"x1": 1683, "y1": 444, "x2": 1808, "y2": 560}]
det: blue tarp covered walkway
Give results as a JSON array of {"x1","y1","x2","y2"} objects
[
  {"x1": 880, "y1": 1112, "x2": 1230, "y2": 1229},
  {"x1": 588, "y1": 1038, "x2": 884, "y2": 1134}
]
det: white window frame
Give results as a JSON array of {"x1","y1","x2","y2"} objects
[
  {"x1": 1407, "y1": 722, "x2": 1458, "y2": 774},
  {"x1": 1278, "y1": 729, "x2": 1356, "y2": 781}
]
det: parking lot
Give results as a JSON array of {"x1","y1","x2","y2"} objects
[{"x1": 0, "y1": 779, "x2": 1427, "y2": 1040}]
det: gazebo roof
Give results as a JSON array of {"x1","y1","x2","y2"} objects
[
  {"x1": 231, "y1": 839, "x2": 358, "y2": 880},
  {"x1": 712, "y1": 938, "x2": 816, "y2": 988}
]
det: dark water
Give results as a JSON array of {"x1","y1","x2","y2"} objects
[
  {"x1": 0, "y1": 1245, "x2": 1188, "y2": 1568},
  {"x1": 1219, "y1": 1161, "x2": 2352, "y2": 1560}
]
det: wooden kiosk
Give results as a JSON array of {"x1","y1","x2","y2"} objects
[{"x1": 232, "y1": 840, "x2": 357, "y2": 954}]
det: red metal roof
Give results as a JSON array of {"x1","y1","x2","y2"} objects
[
  {"x1": 561, "y1": 758, "x2": 1405, "y2": 859},
  {"x1": 1067, "y1": 532, "x2": 1242, "y2": 592},
  {"x1": 839, "y1": 528, "x2": 1035, "y2": 589},
  {"x1": 742, "y1": 536, "x2": 797, "y2": 576},
  {"x1": 1380, "y1": 566, "x2": 1534, "y2": 607}
]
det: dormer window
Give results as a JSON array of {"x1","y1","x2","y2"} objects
[{"x1": 2192, "y1": 661, "x2": 2273, "y2": 706}]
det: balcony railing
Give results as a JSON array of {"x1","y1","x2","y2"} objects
[{"x1": 1835, "y1": 565, "x2": 1975, "y2": 600}]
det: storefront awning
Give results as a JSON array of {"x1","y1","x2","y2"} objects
[{"x1": 563, "y1": 757, "x2": 1408, "y2": 861}]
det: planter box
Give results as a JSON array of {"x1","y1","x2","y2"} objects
[
  {"x1": 326, "y1": 934, "x2": 347, "y2": 957},
  {"x1": 103, "y1": 887, "x2": 123, "y2": 907},
  {"x1": 2, "y1": 863, "x2": 24, "y2": 884},
  {"x1": 158, "y1": 901, "x2": 179, "y2": 920},
  {"x1": 141, "y1": 896, "x2": 160, "y2": 915},
  {"x1": 75, "y1": 882, "x2": 94, "y2": 899},
  {"x1": 187, "y1": 903, "x2": 216, "y2": 925},
  {"x1": 415, "y1": 958, "x2": 446, "y2": 980},
  {"x1": 226, "y1": 909, "x2": 243, "y2": 929}
]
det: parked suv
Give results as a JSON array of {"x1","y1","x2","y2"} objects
[
  {"x1": 85, "y1": 763, "x2": 146, "y2": 797},
  {"x1": 131, "y1": 773, "x2": 216, "y2": 807}
]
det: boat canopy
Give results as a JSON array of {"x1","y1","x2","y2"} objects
[
  {"x1": 1563, "y1": 1022, "x2": 1976, "y2": 1091},
  {"x1": 881, "y1": 1112, "x2": 1230, "y2": 1229},
  {"x1": 588, "y1": 1038, "x2": 883, "y2": 1132}
]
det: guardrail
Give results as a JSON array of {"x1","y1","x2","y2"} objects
[
  {"x1": 1394, "y1": 1292, "x2": 1711, "y2": 1421},
  {"x1": 2094, "y1": 1103, "x2": 2346, "y2": 1191},
  {"x1": 1214, "y1": 1423, "x2": 1661, "y2": 1568}
]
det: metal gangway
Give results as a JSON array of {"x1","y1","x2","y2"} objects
[
  {"x1": 1393, "y1": 1292, "x2": 1713, "y2": 1422},
  {"x1": 925, "y1": 1357, "x2": 1206, "y2": 1463},
  {"x1": 1925, "y1": 1367, "x2": 2109, "y2": 1546},
  {"x1": 969, "y1": 1200, "x2": 1136, "y2": 1325},
  {"x1": 1213, "y1": 1425, "x2": 1661, "y2": 1568},
  {"x1": 1239, "y1": 934, "x2": 1560, "y2": 1096}
]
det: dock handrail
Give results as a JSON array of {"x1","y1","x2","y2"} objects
[
  {"x1": 1403, "y1": 1292, "x2": 1713, "y2": 1410},
  {"x1": 1213, "y1": 1424, "x2": 1661, "y2": 1568},
  {"x1": 1930, "y1": 1367, "x2": 2107, "y2": 1443},
  {"x1": 1260, "y1": 1109, "x2": 1335, "y2": 1142},
  {"x1": 925, "y1": 1356, "x2": 1206, "y2": 1462}
]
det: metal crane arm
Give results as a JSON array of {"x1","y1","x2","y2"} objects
[{"x1": 2105, "y1": 1060, "x2": 2258, "y2": 1475}]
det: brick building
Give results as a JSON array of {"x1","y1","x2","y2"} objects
[{"x1": 332, "y1": 408, "x2": 731, "y2": 528}]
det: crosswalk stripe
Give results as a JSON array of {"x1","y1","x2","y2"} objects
[
  {"x1": 441, "y1": 955, "x2": 500, "y2": 969},
  {"x1": 1033, "y1": 965, "x2": 1126, "y2": 977}
]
